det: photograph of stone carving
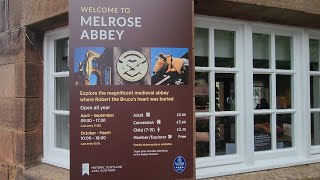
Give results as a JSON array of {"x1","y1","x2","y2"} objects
[{"x1": 151, "y1": 48, "x2": 189, "y2": 85}]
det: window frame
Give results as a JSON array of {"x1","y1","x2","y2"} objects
[
  {"x1": 307, "y1": 30, "x2": 320, "y2": 154},
  {"x1": 251, "y1": 24, "x2": 300, "y2": 159},
  {"x1": 195, "y1": 19, "x2": 246, "y2": 168},
  {"x1": 196, "y1": 16, "x2": 320, "y2": 179},
  {"x1": 43, "y1": 26, "x2": 70, "y2": 169}
]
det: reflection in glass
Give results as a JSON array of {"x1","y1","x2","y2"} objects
[
  {"x1": 215, "y1": 73, "x2": 235, "y2": 111},
  {"x1": 55, "y1": 77, "x2": 69, "y2": 111},
  {"x1": 196, "y1": 117, "x2": 210, "y2": 157},
  {"x1": 276, "y1": 114, "x2": 292, "y2": 149},
  {"x1": 310, "y1": 76, "x2": 320, "y2": 108},
  {"x1": 195, "y1": 72, "x2": 210, "y2": 112},
  {"x1": 215, "y1": 116, "x2": 236, "y2": 155},
  {"x1": 309, "y1": 39, "x2": 320, "y2": 71},
  {"x1": 253, "y1": 74, "x2": 270, "y2": 109},
  {"x1": 215, "y1": 30, "x2": 235, "y2": 68},
  {"x1": 55, "y1": 38, "x2": 69, "y2": 72},
  {"x1": 254, "y1": 114, "x2": 271, "y2": 151},
  {"x1": 276, "y1": 36, "x2": 292, "y2": 70},
  {"x1": 253, "y1": 33, "x2": 270, "y2": 69},
  {"x1": 276, "y1": 75, "x2": 292, "y2": 109},
  {"x1": 195, "y1": 28, "x2": 209, "y2": 67},
  {"x1": 311, "y1": 112, "x2": 320, "y2": 145},
  {"x1": 55, "y1": 115, "x2": 70, "y2": 149}
]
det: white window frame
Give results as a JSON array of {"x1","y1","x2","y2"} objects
[
  {"x1": 43, "y1": 26, "x2": 70, "y2": 169},
  {"x1": 196, "y1": 16, "x2": 320, "y2": 179},
  {"x1": 195, "y1": 19, "x2": 245, "y2": 167},
  {"x1": 307, "y1": 30, "x2": 320, "y2": 155}
]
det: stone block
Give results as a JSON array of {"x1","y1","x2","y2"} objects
[
  {"x1": 24, "y1": 164, "x2": 70, "y2": 180},
  {"x1": 15, "y1": 63, "x2": 43, "y2": 98},
  {"x1": 8, "y1": 166, "x2": 24, "y2": 180},
  {"x1": 25, "y1": 29, "x2": 44, "y2": 65},
  {"x1": 22, "y1": 0, "x2": 68, "y2": 26},
  {"x1": 14, "y1": 129, "x2": 42, "y2": 167},
  {"x1": 0, "y1": 98, "x2": 23, "y2": 130},
  {"x1": 0, "y1": 164, "x2": 8, "y2": 180},
  {"x1": 24, "y1": 98, "x2": 42, "y2": 131},
  {"x1": 8, "y1": 0, "x2": 23, "y2": 30},
  {"x1": 0, "y1": 98, "x2": 41, "y2": 131},
  {"x1": 0, "y1": 64, "x2": 16, "y2": 97},
  {"x1": 0, "y1": 128, "x2": 14, "y2": 165},
  {"x1": 0, "y1": 63, "x2": 43, "y2": 98},
  {"x1": 0, "y1": 30, "x2": 26, "y2": 66}
]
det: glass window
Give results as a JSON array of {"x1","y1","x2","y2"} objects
[
  {"x1": 276, "y1": 114, "x2": 292, "y2": 149},
  {"x1": 195, "y1": 26, "x2": 239, "y2": 161},
  {"x1": 195, "y1": 28, "x2": 209, "y2": 67},
  {"x1": 55, "y1": 115, "x2": 70, "y2": 149},
  {"x1": 253, "y1": 33, "x2": 270, "y2": 69},
  {"x1": 55, "y1": 77, "x2": 69, "y2": 111},
  {"x1": 195, "y1": 72, "x2": 210, "y2": 112},
  {"x1": 311, "y1": 112, "x2": 320, "y2": 146},
  {"x1": 196, "y1": 117, "x2": 210, "y2": 157},
  {"x1": 215, "y1": 30, "x2": 235, "y2": 68},
  {"x1": 253, "y1": 32, "x2": 295, "y2": 153},
  {"x1": 275, "y1": 36, "x2": 292, "y2": 70},
  {"x1": 310, "y1": 38, "x2": 320, "y2": 148},
  {"x1": 310, "y1": 76, "x2": 320, "y2": 109},
  {"x1": 276, "y1": 75, "x2": 292, "y2": 109},
  {"x1": 55, "y1": 38, "x2": 69, "y2": 72},
  {"x1": 216, "y1": 116, "x2": 236, "y2": 155},
  {"x1": 44, "y1": 27, "x2": 70, "y2": 169},
  {"x1": 254, "y1": 114, "x2": 271, "y2": 151},
  {"x1": 309, "y1": 39, "x2": 320, "y2": 71},
  {"x1": 215, "y1": 73, "x2": 236, "y2": 111},
  {"x1": 253, "y1": 74, "x2": 271, "y2": 109}
]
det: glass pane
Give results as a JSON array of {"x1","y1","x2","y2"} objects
[
  {"x1": 311, "y1": 112, "x2": 320, "y2": 145},
  {"x1": 215, "y1": 30, "x2": 235, "y2": 68},
  {"x1": 276, "y1": 114, "x2": 292, "y2": 149},
  {"x1": 215, "y1": 116, "x2": 236, "y2": 155},
  {"x1": 55, "y1": 77, "x2": 69, "y2": 111},
  {"x1": 196, "y1": 117, "x2": 210, "y2": 157},
  {"x1": 254, "y1": 114, "x2": 271, "y2": 151},
  {"x1": 253, "y1": 33, "x2": 270, "y2": 69},
  {"x1": 55, "y1": 38, "x2": 69, "y2": 72},
  {"x1": 55, "y1": 115, "x2": 70, "y2": 149},
  {"x1": 215, "y1": 73, "x2": 235, "y2": 111},
  {"x1": 195, "y1": 72, "x2": 209, "y2": 112},
  {"x1": 309, "y1": 39, "x2": 320, "y2": 71},
  {"x1": 253, "y1": 74, "x2": 271, "y2": 109},
  {"x1": 310, "y1": 76, "x2": 320, "y2": 108},
  {"x1": 195, "y1": 28, "x2": 209, "y2": 67},
  {"x1": 276, "y1": 36, "x2": 292, "y2": 70},
  {"x1": 276, "y1": 75, "x2": 292, "y2": 109}
]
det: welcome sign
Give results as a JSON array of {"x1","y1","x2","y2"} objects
[{"x1": 69, "y1": 1, "x2": 194, "y2": 179}]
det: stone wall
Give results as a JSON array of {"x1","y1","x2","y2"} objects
[
  {"x1": 195, "y1": 0, "x2": 320, "y2": 29},
  {"x1": 0, "y1": 0, "x2": 66, "y2": 179},
  {"x1": 228, "y1": 0, "x2": 320, "y2": 15}
]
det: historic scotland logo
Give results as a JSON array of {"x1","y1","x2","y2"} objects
[{"x1": 173, "y1": 156, "x2": 186, "y2": 173}]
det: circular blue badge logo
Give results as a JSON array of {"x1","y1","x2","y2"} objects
[{"x1": 173, "y1": 156, "x2": 186, "y2": 173}]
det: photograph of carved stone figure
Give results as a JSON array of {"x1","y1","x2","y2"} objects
[{"x1": 151, "y1": 48, "x2": 189, "y2": 85}]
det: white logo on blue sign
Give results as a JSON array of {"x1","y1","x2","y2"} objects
[{"x1": 173, "y1": 156, "x2": 186, "y2": 173}]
